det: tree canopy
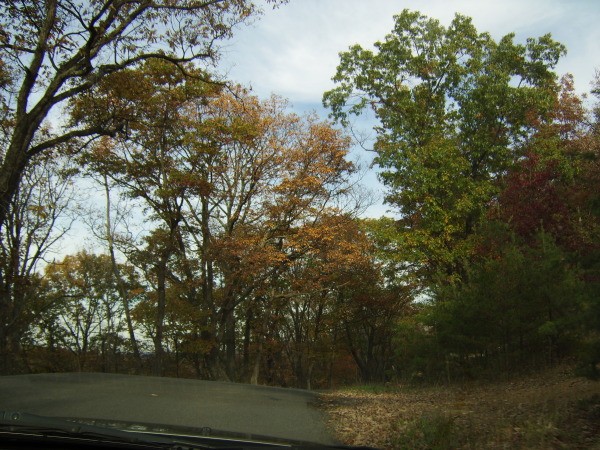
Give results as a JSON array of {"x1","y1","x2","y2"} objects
[
  {"x1": 324, "y1": 9, "x2": 566, "y2": 285},
  {"x1": 1, "y1": 6, "x2": 599, "y2": 386}
]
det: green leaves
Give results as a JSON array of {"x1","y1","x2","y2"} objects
[
  {"x1": 424, "y1": 229, "x2": 586, "y2": 374},
  {"x1": 324, "y1": 9, "x2": 565, "y2": 286}
]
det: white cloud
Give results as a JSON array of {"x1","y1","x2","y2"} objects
[{"x1": 219, "y1": 0, "x2": 599, "y2": 103}]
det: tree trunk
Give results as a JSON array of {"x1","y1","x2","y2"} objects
[
  {"x1": 153, "y1": 257, "x2": 168, "y2": 376},
  {"x1": 0, "y1": 130, "x2": 34, "y2": 373},
  {"x1": 243, "y1": 308, "x2": 252, "y2": 377},
  {"x1": 0, "y1": 248, "x2": 30, "y2": 374},
  {"x1": 103, "y1": 175, "x2": 142, "y2": 370},
  {"x1": 0, "y1": 286, "x2": 16, "y2": 374},
  {"x1": 0, "y1": 120, "x2": 36, "y2": 232},
  {"x1": 306, "y1": 360, "x2": 314, "y2": 391},
  {"x1": 223, "y1": 304, "x2": 236, "y2": 380},
  {"x1": 250, "y1": 340, "x2": 262, "y2": 385}
]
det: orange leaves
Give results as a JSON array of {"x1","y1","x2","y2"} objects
[
  {"x1": 67, "y1": 64, "x2": 374, "y2": 382},
  {"x1": 285, "y1": 215, "x2": 374, "y2": 290},
  {"x1": 213, "y1": 229, "x2": 287, "y2": 282},
  {"x1": 168, "y1": 170, "x2": 211, "y2": 196}
]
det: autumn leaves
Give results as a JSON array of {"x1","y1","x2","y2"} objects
[{"x1": 28, "y1": 58, "x2": 378, "y2": 382}]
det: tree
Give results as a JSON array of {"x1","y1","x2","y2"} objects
[
  {"x1": 570, "y1": 71, "x2": 600, "y2": 378},
  {"x1": 271, "y1": 214, "x2": 376, "y2": 387},
  {"x1": 337, "y1": 217, "x2": 412, "y2": 383},
  {"x1": 78, "y1": 58, "x2": 217, "y2": 376},
  {"x1": 0, "y1": 152, "x2": 77, "y2": 372},
  {"x1": 489, "y1": 72, "x2": 600, "y2": 376},
  {"x1": 386, "y1": 71, "x2": 600, "y2": 381},
  {"x1": 41, "y1": 251, "x2": 130, "y2": 371},
  {"x1": 0, "y1": 0, "x2": 282, "y2": 230},
  {"x1": 99, "y1": 172, "x2": 143, "y2": 369},
  {"x1": 194, "y1": 95, "x2": 358, "y2": 382},
  {"x1": 76, "y1": 60, "x2": 360, "y2": 380},
  {"x1": 0, "y1": 0, "x2": 282, "y2": 374},
  {"x1": 324, "y1": 9, "x2": 565, "y2": 287},
  {"x1": 427, "y1": 228, "x2": 585, "y2": 377}
]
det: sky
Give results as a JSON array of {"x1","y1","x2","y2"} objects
[{"x1": 217, "y1": 0, "x2": 600, "y2": 216}]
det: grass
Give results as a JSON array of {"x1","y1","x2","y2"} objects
[
  {"x1": 345, "y1": 383, "x2": 404, "y2": 395},
  {"x1": 320, "y1": 366, "x2": 600, "y2": 449},
  {"x1": 393, "y1": 412, "x2": 461, "y2": 450}
]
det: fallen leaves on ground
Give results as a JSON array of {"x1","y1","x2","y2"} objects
[{"x1": 320, "y1": 366, "x2": 600, "y2": 449}]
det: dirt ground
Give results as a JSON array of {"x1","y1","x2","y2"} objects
[{"x1": 320, "y1": 366, "x2": 600, "y2": 449}]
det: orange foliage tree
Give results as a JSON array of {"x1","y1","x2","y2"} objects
[{"x1": 74, "y1": 60, "x2": 372, "y2": 383}]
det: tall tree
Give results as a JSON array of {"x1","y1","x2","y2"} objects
[
  {"x1": 190, "y1": 93, "x2": 357, "y2": 380},
  {"x1": 79, "y1": 64, "x2": 359, "y2": 379},
  {"x1": 0, "y1": 153, "x2": 76, "y2": 372},
  {"x1": 0, "y1": 0, "x2": 281, "y2": 230},
  {"x1": 0, "y1": 0, "x2": 282, "y2": 374},
  {"x1": 78, "y1": 59, "x2": 215, "y2": 375},
  {"x1": 324, "y1": 9, "x2": 565, "y2": 287},
  {"x1": 270, "y1": 214, "x2": 375, "y2": 388}
]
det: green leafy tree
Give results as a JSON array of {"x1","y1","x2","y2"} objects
[
  {"x1": 428, "y1": 228, "x2": 585, "y2": 377},
  {"x1": 490, "y1": 72, "x2": 600, "y2": 377},
  {"x1": 574, "y1": 71, "x2": 600, "y2": 377},
  {"x1": 324, "y1": 9, "x2": 565, "y2": 286}
]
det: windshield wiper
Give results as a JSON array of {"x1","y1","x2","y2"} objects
[{"x1": 0, "y1": 411, "x2": 206, "y2": 449}]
